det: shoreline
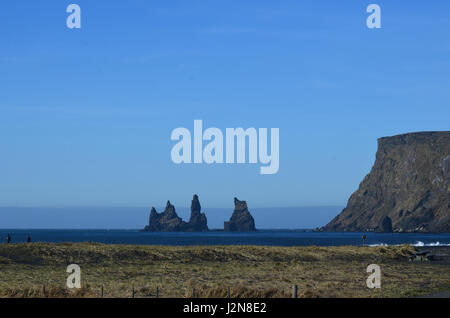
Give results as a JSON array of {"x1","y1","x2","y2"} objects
[{"x1": 1, "y1": 229, "x2": 450, "y2": 247}]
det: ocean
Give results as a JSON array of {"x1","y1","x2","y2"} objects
[
  {"x1": 1, "y1": 229, "x2": 449, "y2": 246},
  {"x1": 0, "y1": 206, "x2": 343, "y2": 230}
]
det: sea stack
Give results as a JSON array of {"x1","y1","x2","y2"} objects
[
  {"x1": 324, "y1": 131, "x2": 450, "y2": 233},
  {"x1": 144, "y1": 201, "x2": 184, "y2": 232},
  {"x1": 186, "y1": 194, "x2": 208, "y2": 232},
  {"x1": 224, "y1": 197, "x2": 257, "y2": 232},
  {"x1": 143, "y1": 195, "x2": 209, "y2": 232}
]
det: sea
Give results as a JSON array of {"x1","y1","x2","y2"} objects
[{"x1": 1, "y1": 229, "x2": 449, "y2": 247}]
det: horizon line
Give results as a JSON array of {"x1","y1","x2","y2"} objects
[{"x1": 0, "y1": 205, "x2": 345, "y2": 209}]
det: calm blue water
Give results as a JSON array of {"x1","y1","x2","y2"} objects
[{"x1": 1, "y1": 230, "x2": 450, "y2": 246}]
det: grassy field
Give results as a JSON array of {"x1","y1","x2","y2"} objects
[{"x1": 0, "y1": 243, "x2": 449, "y2": 298}]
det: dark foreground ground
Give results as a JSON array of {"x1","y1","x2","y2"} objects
[
  {"x1": 416, "y1": 246, "x2": 450, "y2": 265},
  {"x1": 415, "y1": 247, "x2": 450, "y2": 298},
  {"x1": 0, "y1": 243, "x2": 449, "y2": 298}
]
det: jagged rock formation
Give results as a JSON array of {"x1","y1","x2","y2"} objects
[
  {"x1": 143, "y1": 195, "x2": 208, "y2": 232},
  {"x1": 324, "y1": 131, "x2": 450, "y2": 233},
  {"x1": 224, "y1": 197, "x2": 257, "y2": 232},
  {"x1": 144, "y1": 201, "x2": 184, "y2": 232},
  {"x1": 186, "y1": 194, "x2": 208, "y2": 232}
]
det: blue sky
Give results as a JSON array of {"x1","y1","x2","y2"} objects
[{"x1": 0, "y1": 1, "x2": 449, "y2": 212}]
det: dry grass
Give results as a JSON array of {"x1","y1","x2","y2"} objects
[{"x1": 0, "y1": 243, "x2": 449, "y2": 298}]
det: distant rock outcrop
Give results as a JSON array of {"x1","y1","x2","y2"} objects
[
  {"x1": 144, "y1": 201, "x2": 184, "y2": 232},
  {"x1": 186, "y1": 194, "x2": 208, "y2": 232},
  {"x1": 224, "y1": 197, "x2": 257, "y2": 232},
  {"x1": 143, "y1": 195, "x2": 209, "y2": 232},
  {"x1": 324, "y1": 131, "x2": 450, "y2": 233}
]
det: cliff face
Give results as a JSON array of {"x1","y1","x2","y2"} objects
[
  {"x1": 324, "y1": 131, "x2": 450, "y2": 233},
  {"x1": 143, "y1": 195, "x2": 208, "y2": 232},
  {"x1": 224, "y1": 198, "x2": 257, "y2": 232}
]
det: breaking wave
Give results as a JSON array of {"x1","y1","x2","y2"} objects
[
  {"x1": 412, "y1": 241, "x2": 450, "y2": 247},
  {"x1": 369, "y1": 241, "x2": 450, "y2": 247}
]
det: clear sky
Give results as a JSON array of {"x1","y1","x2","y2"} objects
[{"x1": 1, "y1": 1, "x2": 449, "y2": 211}]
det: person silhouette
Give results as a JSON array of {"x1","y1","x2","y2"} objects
[
  {"x1": 7, "y1": 233, "x2": 11, "y2": 244},
  {"x1": 27, "y1": 234, "x2": 31, "y2": 243}
]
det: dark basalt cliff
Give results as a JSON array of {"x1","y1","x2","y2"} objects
[
  {"x1": 324, "y1": 131, "x2": 450, "y2": 233},
  {"x1": 144, "y1": 195, "x2": 208, "y2": 232},
  {"x1": 224, "y1": 197, "x2": 257, "y2": 232}
]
